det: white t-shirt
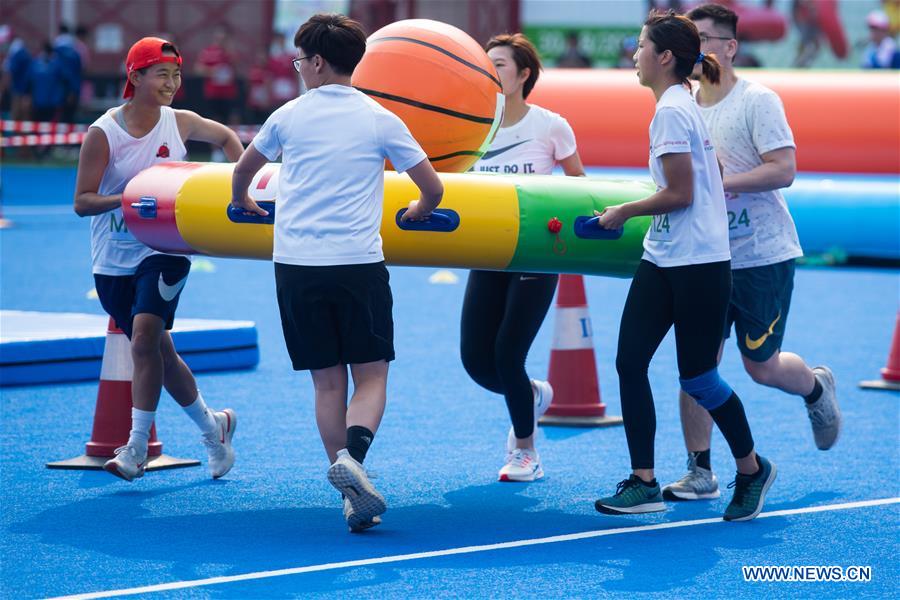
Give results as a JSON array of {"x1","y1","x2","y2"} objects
[
  {"x1": 252, "y1": 84, "x2": 427, "y2": 266},
  {"x1": 470, "y1": 105, "x2": 576, "y2": 176},
  {"x1": 695, "y1": 79, "x2": 802, "y2": 269},
  {"x1": 643, "y1": 85, "x2": 730, "y2": 268},
  {"x1": 89, "y1": 106, "x2": 187, "y2": 275}
]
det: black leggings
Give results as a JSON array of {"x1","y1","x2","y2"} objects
[
  {"x1": 617, "y1": 260, "x2": 754, "y2": 470},
  {"x1": 461, "y1": 270, "x2": 558, "y2": 439}
]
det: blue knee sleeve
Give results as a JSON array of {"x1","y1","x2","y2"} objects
[{"x1": 680, "y1": 368, "x2": 733, "y2": 410}]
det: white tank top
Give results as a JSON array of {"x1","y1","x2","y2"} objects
[{"x1": 89, "y1": 106, "x2": 187, "y2": 275}]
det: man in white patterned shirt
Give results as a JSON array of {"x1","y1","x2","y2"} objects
[{"x1": 663, "y1": 3, "x2": 842, "y2": 502}]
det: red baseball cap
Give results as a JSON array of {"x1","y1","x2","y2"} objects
[{"x1": 123, "y1": 37, "x2": 182, "y2": 99}]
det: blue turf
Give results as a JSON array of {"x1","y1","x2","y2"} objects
[{"x1": 1, "y1": 169, "x2": 898, "y2": 598}]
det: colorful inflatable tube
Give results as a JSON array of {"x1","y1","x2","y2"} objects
[
  {"x1": 122, "y1": 163, "x2": 656, "y2": 277},
  {"x1": 529, "y1": 69, "x2": 900, "y2": 174}
]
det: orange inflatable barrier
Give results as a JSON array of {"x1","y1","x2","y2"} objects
[{"x1": 529, "y1": 69, "x2": 900, "y2": 174}]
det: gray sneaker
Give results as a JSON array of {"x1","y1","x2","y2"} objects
[
  {"x1": 328, "y1": 449, "x2": 386, "y2": 528},
  {"x1": 343, "y1": 497, "x2": 382, "y2": 533},
  {"x1": 662, "y1": 452, "x2": 720, "y2": 500},
  {"x1": 807, "y1": 366, "x2": 841, "y2": 450}
]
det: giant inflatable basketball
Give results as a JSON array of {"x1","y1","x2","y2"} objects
[{"x1": 352, "y1": 19, "x2": 504, "y2": 173}]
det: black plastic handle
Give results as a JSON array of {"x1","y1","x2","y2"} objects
[
  {"x1": 573, "y1": 216, "x2": 624, "y2": 240},
  {"x1": 395, "y1": 208, "x2": 460, "y2": 232}
]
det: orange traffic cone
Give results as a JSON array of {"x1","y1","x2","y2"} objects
[
  {"x1": 859, "y1": 309, "x2": 900, "y2": 391},
  {"x1": 539, "y1": 275, "x2": 623, "y2": 427},
  {"x1": 47, "y1": 317, "x2": 200, "y2": 470}
]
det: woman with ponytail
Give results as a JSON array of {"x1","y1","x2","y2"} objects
[{"x1": 592, "y1": 11, "x2": 776, "y2": 522}]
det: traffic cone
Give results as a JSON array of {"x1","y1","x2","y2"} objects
[
  {"x1": 859, "y1": 309, "x2": 900, "y2": 391},
  {"x1": 47, "y1": 317, "x2": 201, "y2": 470},
  {"x1": 539, "y1": 275, "x2": 623, "y2": 427}
]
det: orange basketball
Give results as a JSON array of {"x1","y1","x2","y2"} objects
[{"x1": 352, "y1": 19, "x2": 503, "y2": 173}]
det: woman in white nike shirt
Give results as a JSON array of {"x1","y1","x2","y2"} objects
[
  {"x1": 73, "y1": 37, "x2": 243, "y2": 482},
  {"x1": 592, "y1": 11, "x2": 775, "y2": 522},
  {"x1": 462, "y1": 33, "x2": 585, "y2": 483}
]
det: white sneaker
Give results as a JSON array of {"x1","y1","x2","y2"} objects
[
  {"x1": 202, "y1": 408, "x2": 236, "y2": 479},
  {"x1": 498, "y1": 448, "x2": 544, "y2": 482},
  {"x1": 807, "y1": 366, "x2": 841, "y2": 450},
  {"x1": 103, "y1": 445, "x2": 147, "y2": 481},
  {"x1": 343, "y1": 496, "x2": 383, "y2": 533},
  {"x1": 328, "y1": 449, "x2": 386, "y2": 526},
  {"x1": 506, "y1": 379, "x2": 554, "y2": 453}
]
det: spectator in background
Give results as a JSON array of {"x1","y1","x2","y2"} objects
[
  {"x1": 74, "y1": 25, "x2": 95, "y2": 110},
  {"x1": 197, "y1": 25, "x2": 239, "y2": 160},
  {"x1": 862, "y1": 10, "x2": 900, "y2": 68},
  {"x1": 53, "y1": 25, "x2": 83, "y2": 123},
  {"x1": 74, "y1": 25, "x2": 91, "y2": 71},
  {"x1": 791, "y1": 0, "x2": 821, "y2": 67},
  {"x1": 557, "y1": 31, "x2": 592, "y2": 68},
  {"x1": 28, "y1": 42, "x2": 64, "y2": 158},
  {"x1": 3, "y1": 34, "x2": 32, "y2": 121},
  {"x1": 616, "y1": 35, "x2": 638, "y2": 68},
  {"x1": 268, "y1": 31, "x2": 300, "y2": 108},
  {"x1": 247, "y1": 49, "x2": 271, "y2": 123},
  {"x1": 28, "y1": 42, "x2": 64, "y2": 123},
  {"x1": 884, "y1": 0, "x2": 900, "y2": 36},
  {"x1": 196, "y1": 25, "x2": 239, "y2": 125}
]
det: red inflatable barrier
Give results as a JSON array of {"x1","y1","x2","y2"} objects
[{"x1": 529, "y1": 69, "x2": 900, "y2": 174}]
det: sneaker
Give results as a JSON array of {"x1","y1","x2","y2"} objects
[
  {"x1": 807, "y1": 366, "x2": 841, "y2": 450},
  {"x1": 103, "y1": 445, "x2": 147, "y2": 482},
  {"x1": 343, "y1": 497, "x2": 382, "y2": 533},
  {"x1": 201, "y1": 409, "x2": 237, "y2": 479},
  {"x1": 723, "y1": 455, "x2": 777, "y2": 522},
  {"x1": 498, "y1": 448, "x2": 544, "y2": 482},
  {"x1": 327, "y1": 449, "x2": 386, "y2": 526},
  {"x1": 594, "y1": 475, "x2": 666, "y2": 515},
  {"x1": 662, "y1": 452, "x2": 720, "y2": 500},
  {"x1": 506, "y1": 379, "x2": 554, "y2": 453}
]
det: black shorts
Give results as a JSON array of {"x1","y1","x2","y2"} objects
[
  {"x1": 94, "y1": 255, "x2": 191, "y2": 339},
  {"x1": 275, "y1": 261, "x2": 395, "y2": 371},
  {"x1": 725, "y1": 259, "x2": 795, "y2": 362}
]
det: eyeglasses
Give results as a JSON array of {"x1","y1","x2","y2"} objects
[
  {"x1": 699, "y1": 34, "x2": 733, "y2": 44},
  {"x1": 291, "y1": 56, "x2": 312, "y2": 72}
]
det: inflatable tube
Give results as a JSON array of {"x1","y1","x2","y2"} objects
[
  {"x1": 587, "y1": 167, "x2": 900, "y2": 261},
  {"x1": 817, "y1": 0, "x2": 849, "y2": 59},
  {"x1": 529, "y1": 69, "x2": 900, "y2": 174},
  {"x1": 730, "y1": 2, "x2": 787, "y2": 41},
  {"x1": 122, "y1": 163, "x2": 655, "y2": 277}
]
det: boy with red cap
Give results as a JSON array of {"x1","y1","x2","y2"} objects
[{"x1": 74, "y1": 37, "x2": 244, "y2": 482}]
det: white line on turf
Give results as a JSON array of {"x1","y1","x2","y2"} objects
[{"x1": 49, "y1": 497, "x2": 900, "y2": 600}]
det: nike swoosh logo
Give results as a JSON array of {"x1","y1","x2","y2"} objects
[
  {"x1": 745, "y1": 312, "x2": 782, "y2": 351},
  {"x1": 158, "y1": 274, "x2": 187, "y2": 302},
  {"x1": 481, "y1": 140, "x2": 530, "y2": 160}
]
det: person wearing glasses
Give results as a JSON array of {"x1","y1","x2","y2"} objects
[
  {"x1": 660, "y1": 3, "x2": 840, "y2": 503},
  {"x1": 231, "y1": 14, "x2": 443, "y2": 533},
  {"x1": 592, "y1": 10, "x2": 775, "y2": 522}
]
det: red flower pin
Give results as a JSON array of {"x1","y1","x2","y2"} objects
[{"x1": 156, "y1": 143, "x2": 170, "y2": 158}]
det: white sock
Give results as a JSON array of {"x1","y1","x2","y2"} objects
[
  {"x1": 127, "y1": 408, "x2": 155, "y2": 456},
  {"x1": 182, "y1": 391, "x2": 217, "y2": 436}
]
